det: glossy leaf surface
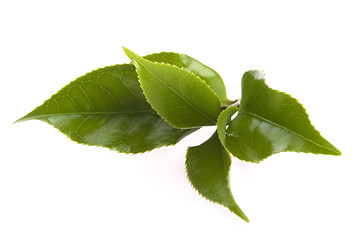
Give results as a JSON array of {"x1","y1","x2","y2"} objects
[
  {"x1": 223, "y1": 70, "x2": 341, "y2": 162},
  {"x1": 186, "y1": 132, "x2": 249, "y2": 222},
  {"x1": 123, "y1": 47, "x2": 221, "y2": 129},
  {"x1": 16, "y1": 64, "x2": 195, "y2": 153},
  {"x1": 144, "y1": 52, "x2": 230, "y2": 104}
]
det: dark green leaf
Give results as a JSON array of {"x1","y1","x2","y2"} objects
[
  {"x1": 222, "y1": 70, "x2": 341, "y2": 162},
  {"x1": 144, "y1": 52, "x2": 230, "y2": 104},
  {"x1": 123, "y1": 47, "x2": 221, "y2": 129},
  {"x1": 186, "y1": 131, "x2": 249, "y2": 222},
  {"x1": 16, "y1": 64, "x2": 195, "y2": 153}
]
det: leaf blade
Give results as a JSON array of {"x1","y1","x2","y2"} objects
[
  {"x1": 144, "y1": 52, "x2": 229, "y2": 104},
  {"x1": 16, "y1": 64, "x2": 196, "y2": 153},
  {"x1": 123, "y1": 47, "x2": 221, "y2": 129},
  {"x1": 224, "y1": 70, "x2": 341, "y2": 162},
  {"x1": 186, "y1": 131, "x2": 249, "y2": 222}
]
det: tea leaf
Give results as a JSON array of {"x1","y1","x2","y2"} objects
[
  {"x1": 223, "y1": 70, "x2": 341, "y2": 162},
  {"x1": 186, "y1": 131, "x2": 249, "y2": 222},
  {"x1": 123, "y1": 47, "x2": 221, "y2": 129},
  {"x1": 16, "y1": 64, "x2": 195, "y2": 153}
]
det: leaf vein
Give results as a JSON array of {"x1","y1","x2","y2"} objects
[{"x1": 240, "y1": 111, "x2": 338, "y2": 154}]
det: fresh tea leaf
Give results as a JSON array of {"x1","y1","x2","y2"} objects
[
  {"x1": 223, "y1": 70, "x2": 341, "y2": 162},
  {"x1": 144, "y1": 52, "x2": 230, "y2": 104},
  {"x1": 123, "y1": 47, "x2": 221, "y2": 129},
  {"x1": 217, "y1": 106, "x2": 239, "y2": 146},
  {"x1": 16, "y1": 64, "x2": 195, "y2": 153},
  {"x1": 186, "y1": 131, "x2": 249, "y2": 222}
]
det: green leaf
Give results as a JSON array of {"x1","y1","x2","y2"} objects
[
  {"x1": 222, "y1": 70, "x2": 341, "y2": 162},
  {"x1": 217, "y1": 106, "x2": 239, "y2": 146},
  {"x1": 186, "y1": 131, "x2": 249, "y2": 222},
  {"x1": 123, "y1": 47, "x2": 222, "y2": 129},
  {"x1": 16, "y1": 64, "x2": 196, "y2": 153},
  {"x1": 144, "y1": 52, "x2": 230, "y2": 104}
]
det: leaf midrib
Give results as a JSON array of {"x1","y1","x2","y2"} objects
[
  {"x1": 137, "y1": 60, "x2": 217, "y2": 125},
  {"x1": 16, "y1": 110, "x2": 155, "y2": 122},
  {"x1": 240, "y1": 110, "x2": 339, "y2": 154}
]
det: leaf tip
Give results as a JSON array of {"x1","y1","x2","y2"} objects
[
  {"x1": 122, "y1": 47, "x2": 137, "y2": 60},
  {"x1": 332, "y1": 147, "x2": 342, "y2": 156},
  {"x1": 229, "y1": 204, "x2": 250, "y2": 222},
  {"x1": 122, "y1": 47, "x2": 142, "y2": 69},
  {"x1": 13, "y1": 115, "x2": 28, "y2": 124},
  {"x1": 321, "y1": 138, "x2": 342, "y2": 156},
  {"x1": 122, "y1": 46, "x2": 130, "y2": 54}
]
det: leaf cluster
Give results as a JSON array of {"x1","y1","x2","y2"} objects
[{"x1": 16, "y1": 47, "x2": 341, "y2": 222}]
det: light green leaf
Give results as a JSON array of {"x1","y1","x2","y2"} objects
[
  {"x1": 144, "y1": 52, "x2": 230, "y2": 104},
  {"x1": 223, "y1": 70, "x2": 341, "y2": 162},
  {"x1": 123, "y1": 47, "x2": 221, "y2": 129},
  {"x1": 16, "y1": 64, "x2": 196, "y2": 153},
  {"x1": 217, "y1": 106, "x2": 239, "y2": 146},
  {"x1": 186, "y1": 131, "x2": 249, "y2": 222}
]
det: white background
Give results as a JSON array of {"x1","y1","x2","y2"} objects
[{"x1": 1, "y1": 0, "x2": 360, "y2": 239}]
